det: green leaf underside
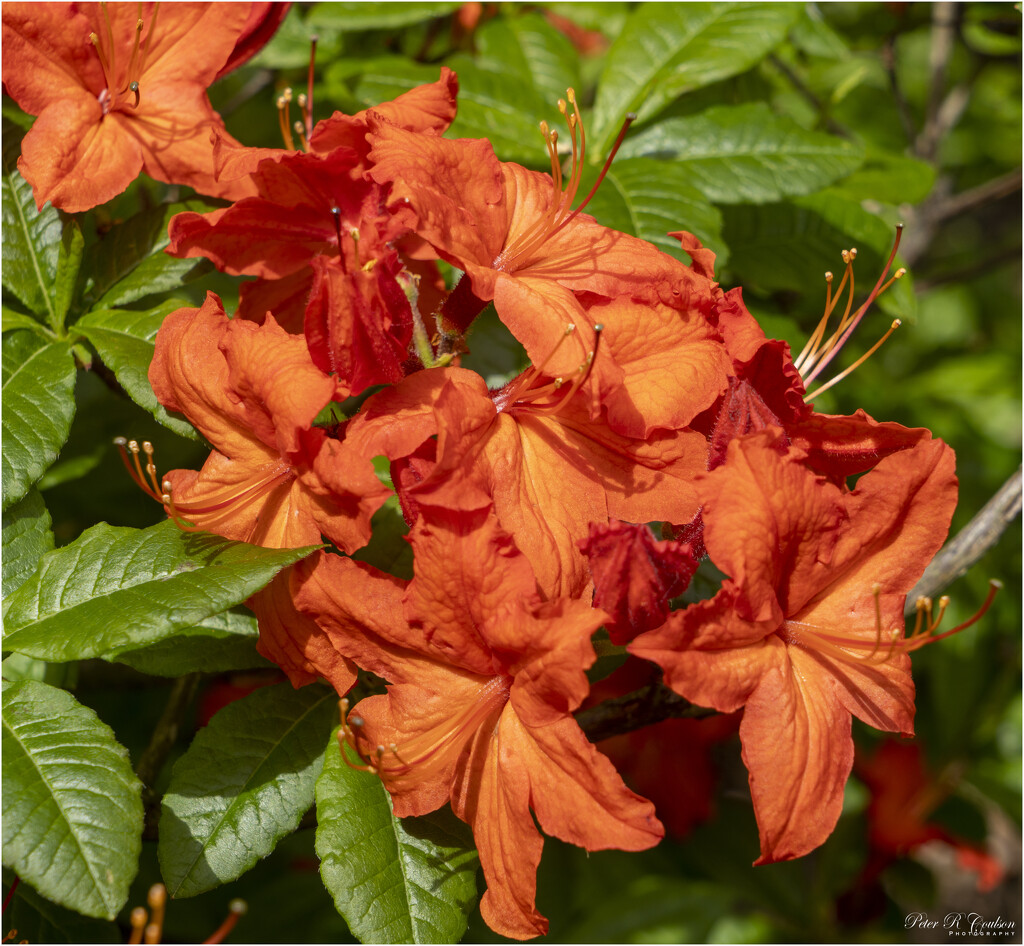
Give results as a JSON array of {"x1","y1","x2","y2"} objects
[
  {"x1": 1, "y1": 330, "x2": 77, "y2": 511},
  {"x1": 2, "y1": 680, "x2": 143, "y2": 920},
  {"x1": 2, "y1": 118, "x2": 61, "y2": 323},
  {"x1": 159, "y1": 684, "x2": 337, "y2": 898},
  {"x1": 591, "y1": 2, "x2": 800, "y2": 154},
  {"x1": 104, "y1": 607, "x2": 272, "y2": 677},
  {"x1": 2, "y1": 871, "x2": 121, "y2": 944},
  {"x1": 76, "y1": 301, "x2": 201, "y2": 441},
  {"x1": 2, "y1": 488, "x2": 53, "y2": 600},
  {"x1": 315, "y1": 734, "x2": 479, "y2": 944},
  {"x1": 619, "y1": 103, "x2": 865, "y2": 203},
  {"x1": 2, "y1": 520, "x2": 318, "y2": 661}
]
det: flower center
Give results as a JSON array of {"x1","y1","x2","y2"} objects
[
  {"x1": 338, "y1": 675, "x2": 512, "y2": 786},
  {"x1": 777, "y1": 580, "x2": 1002, "y2": 667},
  {"x1": 490, "y1": 322, "x2": 603, "y2": 416},
  {"x1": 492, "y1": 89, "x2": 636, "y2": 273},
  {"x1": 794, "y1": 226, "x2": 908, "y2": 401},
  {"x1": 114, "y1": 436, "x2": 294, "y2": 533},
  {"x1": 90, "y1": 3, "x2": 158, "y2": 115}
]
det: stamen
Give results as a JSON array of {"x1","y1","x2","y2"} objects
[
  {"x1": 203, "y1": 900, "x2": 248, "y2": 945},
  {"x1": 528, "y1": 324, "x2": 603, "y2": 415},
  {"x1": 123, "y1": 18, "x2": 144, "y2": 98},
  {"x1": 277, "y1": 88, "x2": 295, "y2": 150},
  {"x1": 128, "y1": 907, "x2": 148, "y2": 945},
  {"x1": 305, "y1": 35, "x2": 318, "y2": 142},
  {"x1": 804, "y1": 319, "x2": 901, "y2": 401},
  {"x1": 293, "y1": 119, "x2": 308, "y2": 152}
]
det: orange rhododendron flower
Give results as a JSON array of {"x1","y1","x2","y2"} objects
[
  {"x1": 345, "y1": 364, "x2": 707, "y2": 598},
  {"x1": 366, "y1": 106, "x2": 717, "y2": 419},
  {"x1": 2, "y1": 2, "x2": 262, "y2": 211},
  {"x1": 142, "y1": 292, "x2": 388, "y2": 550},
  {"x1": 294, "y1": 505, "x2": 663, "y2": 939},
  {"x1": 630, "y1": 431, "x2": 958, "y2": 863}
]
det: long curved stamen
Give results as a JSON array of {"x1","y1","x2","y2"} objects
[
  {"x1": 277, "y1": 88, "x2": 295, "y2": 150},
  {"x1": 804, "y1": 319, "x2": 902, "y2": 401},
  {"x1": 526, "y1": 323, "x2": 603, "y2": 415}
]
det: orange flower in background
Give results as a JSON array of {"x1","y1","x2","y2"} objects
[
  {"x1": 2, "y1": 2, "x2": 263, "y2": 211},
  {"x1": 137, "y1": 292, "x2": 389, "y2": 550},
  {"x1": 296, "y1": 505, "x2": 662, "y2": 939},
  {"x1": 631, "y1": 431, "x2": 958, "y2": 863}
]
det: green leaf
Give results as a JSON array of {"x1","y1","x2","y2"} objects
[
  {"x1": 721, "y1": 194, "x2": 913, "y2": 319},
  {"x1": 2, "y1": 520, "x2": 318, "y2": 661},
  {"x1": 85, "y1": 200, "x2": 216, "y2": 309},
  {"x1": 582, "y1": 158, "x2": 726, "y2": 265},
  {"x1": 2, "y1": 488, "x2": 52, "y2": 600},
  {"x1": 2, "y1": 871, "x2": 121, "y2": 944},
  {"x1": 159, "y1": 683, "x2": 337, "y2": 898},
  {"x1": 75, "y1": 300, "x2": 201, "y2": 441},
  {"x1": 591, "y1": 3, "x2": 800, "y2": 154},
  {"x1": 619, "y1": 104, "x2": 865, "y2": 203},
  {"x1": 308, "y1": 2, "x2": 460, "y2": 30},
  {"x1": 832, "y1": 150, "x2": 937, "y2": 205},
  {"x1": 1, "y1": 330, "x2": 76, "y2": 511},
  {"x1": 316, "y1": 734, "x2": 479, "y2": 944},
  {"x1": 36, "y1": 443, "x2": 105, "y2": 492},
  {"x1": 105, "y1": 608, "x2": 272, "y2": 677},
  {"x1": 2, "y1": 680, "x2": 143, "y2": 920},
  {"x1": 54, "y1": 217, "x2": 85, "y2": 328},
  {"x1": 1, "y1": 118, "x2": 62, "y2": 325},
  {"x1": 2, "y1": 305, "x2": 47, "y2": 334}
]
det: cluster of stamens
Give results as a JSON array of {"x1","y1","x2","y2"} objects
[
  {"x1": 276, "y1": 37, "x2": 318, "y2": 150},
  {"x1": 124, "y1": 882, "x2": 246, "y2": 945},
  {"x1": 491, "y1": 323, "x2": 603, "y2": 416},
  {"x1": 783, "y1": 579, "x2": 1002, "y2": 667},
  {"x1": 494, "y1": 89, "x2": 635, "y2": 272},
  {"x1": 90, "y1": 4, "x2": 155, "y2": 114},
  {"x1": 795, "y1": 226, "x2": 908, "y2": 401}
]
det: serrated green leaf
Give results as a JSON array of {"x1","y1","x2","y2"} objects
[
  {"x1": 2, "y1": 520, "x2": 317, "y2": 661},
  {"x1": 582, "y1": 158, "x2": 726, "y2": 265},
  {"x1": 2, "y1": 488, "x2": 53, "y2": 600},
  {"x1": 54, "y1": 217, "x2": 84, "y2": 328},
  {"x1": 308, "y1": 2, "x2": 460, "y2": 31},
  {"x1": 75, "y1": 300, "x2": 200, "y2": 441},
  {"x1": 2, "y1": 305, "x2": 46, "y2": 334},
  {"x1": 1, "y1": 118, "x2": 62, "y2": 324},
  {"x1": 1, "y1": 330, "x2": 77, "y2": 510},
  {"x1": 316, "y1": 733, "x2": 479, "y2": 944},
  {"x1": 106, "y1": 607, "x2": 271, "y2": 677},
  {"x1": 159, "y1": 683, "x2": 337, "y2": 898},
  {"x1": 2, "y1": 679, "x2": 143, "y2": 919},
  {"x1": 2, "y1": 871, "x2": 121, "y2": 944},
  {"x1": 86, "y1": 200, "x2": 216, "y2": 309},
  {"x1": 591, "y1": 3, "x2": 800, "y2": 154},
  {"x1": 619, "y1": 104, "x2": 865, "y2": 203}
]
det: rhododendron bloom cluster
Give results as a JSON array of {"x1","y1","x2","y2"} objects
[{"x1": 62, "y1": 51, "x2": 986, "y2": 938}]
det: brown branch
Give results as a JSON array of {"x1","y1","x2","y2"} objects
[
  {"x1": 766, "y1": 54, "x2": 851, "y2": 139},
  {"x1": 916, "y1": 2, "x2": 961, "y2": 160},
  {"x1": 882, "y1": 33, "x2": 918, "y2": 145},
  {"x1": 576, "y1": 679, "x2": 716, "y2": 743},
  {"x1": 928, "y1": 167, "x2": 1023, "y2": 224},
  {"x1": 907, "y1": 466, "x2": 1022, "y2": 610}
]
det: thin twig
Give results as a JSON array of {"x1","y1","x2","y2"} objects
[
  {"x1": 576, "y1": 680, "x2": 716, "y2": 743},
  {"x1": 767, "y1": 54, "x2": 851, "y2": 139},
  {"x1": 917, "y1": 2, "x2": 960, "y2": 160},
  {"x1": 928, "y1": 167, "x2": 1023, "y2": 224},
  {"x1": 882, "y1": 33, "x2": 918, "y2": 145},
  {"x1": 907, "y1": 467, "x2": 1022, "y2": 610},
  {"x1": 136, "y1": 673, "x2": 202, "y2": 794}
]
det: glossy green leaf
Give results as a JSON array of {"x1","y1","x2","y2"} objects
[
  {"x1": 308, "y1": 2, "x2": 460, "y2": 30},
  {"x1": 54, "y1": 217, "x2": 84, "y2": 327},
  {"x1": 832, "y1": 150, "x2": 937, "y2": 205},
  {"x1": 619, "y1": 104, "x2": 865, "y2": 203},
  {"x1": 2, "y1": 520, "x2": 317, "y2": 661},
  {"x1": 582, "y1": 157, "x2": 726, "y2": 265},
  {"x1": 316, "y1": 734, "x2": 479, "y2": 944},
  {"x1": 1, "y1": 306, "x2": 45, "y2": 334},
  {"x1": 36, "y1": 444, "x2": 105, "y2": 491},
  {"x1": 2, "y1": 488, "x2": 52, "y2": 600},
  {"x1": 76, "y1": 300, "x2": 200, "y2": 440},
  {"x1": 1, "y1": 330, "x2": 76, "y2": 511},
  {"x1": 2, "y1": 680, "x2": 143, "y2": 920},
  {"x1": 1, "y1": 119, "x2": 61, "y2": 324},
  {"x1": 85, "y1": 200, "x2": 215, "y2": 309},
  {"x1": 106, "y1": 607, "x2": 272, "y2": 677},
  {"x1": 159, "y1": 684, "x2": 337, "y2": 898},
  {"x1": 591, "y1": 3, "x2": 800, "y2": 154}
]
